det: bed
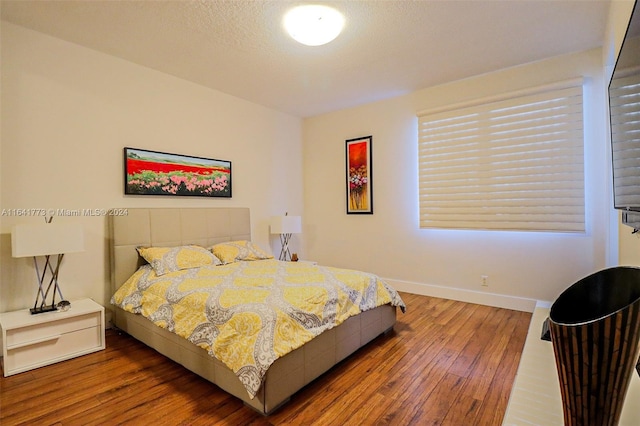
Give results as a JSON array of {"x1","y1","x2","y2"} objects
[{"x1": 109, "y1": 207, "x2": 404, "y2": 414}]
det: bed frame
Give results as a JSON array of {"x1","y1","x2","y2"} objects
[{"x1": 109, "y1": 207, "x2": 397, "y2": 414}]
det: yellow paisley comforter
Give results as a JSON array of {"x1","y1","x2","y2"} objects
[{"x1": 111, "y1": 259, "x2": 405, "y2": 398}]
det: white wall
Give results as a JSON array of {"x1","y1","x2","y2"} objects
[
  {"x1": 303, "y1": 48, "x2": 610, "y2": 309},
  {"x1": 0, "y1": 22, "x2": 303, "y2": 313},
  {"x1": 2, "y1": 6, "x2": 627, "y2": 316}
]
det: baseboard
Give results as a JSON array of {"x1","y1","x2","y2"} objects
[
  {"x1": 535, "y1": 300, "x2": 553, "y2": 309},
  {"x1": 385, "y1": 277, "x2": 539, "y2": 313}
]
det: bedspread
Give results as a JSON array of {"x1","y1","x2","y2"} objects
[{"x1": 111, "y1": 259, "x2": 405, "y2": 398}]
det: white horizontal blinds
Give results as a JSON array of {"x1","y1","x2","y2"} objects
[
  {"x1": 418, "y1": 84, "x2": 585, "y2": 232},
  {"x1": 610, "y1": 71, "x2": 640, "y2": 209}
]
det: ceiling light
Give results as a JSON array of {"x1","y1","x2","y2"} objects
[{"x1": 284, "y1": 5, "x2": 345, "y2": 46}]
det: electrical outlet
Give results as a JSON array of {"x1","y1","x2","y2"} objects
[{"x1": 481, "y1": 275, "x2": 489, "y2": 287}]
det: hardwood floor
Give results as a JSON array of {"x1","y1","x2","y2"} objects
[{"x1": 0, "y1": 293, "x2": 531, "y2": 425}]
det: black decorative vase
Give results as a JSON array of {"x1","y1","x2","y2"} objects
[{"x1": 549, "y1": 267, "x2": 640, "y2": 426}]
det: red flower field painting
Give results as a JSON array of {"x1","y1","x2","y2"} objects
[{"x1": 124, "y1": 148, "x2": 232, "y2": 197}]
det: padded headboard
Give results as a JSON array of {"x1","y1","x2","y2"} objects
[{"x1": 109, "y1": 208, "x2": 251, "y2": 295}]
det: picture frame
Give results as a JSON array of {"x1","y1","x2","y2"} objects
[
  {"x1": 124, "y1": 147, "x2": 232, "y2": 198},
  {"x1": 346, "y1": 136, "x2": 373, "y2": 214}
]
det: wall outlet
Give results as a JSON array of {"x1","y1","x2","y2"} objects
[{"x1": 481, "y1": 275, "x2": 489, "y2": 287}]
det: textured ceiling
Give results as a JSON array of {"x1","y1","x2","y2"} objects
[{"x1": 1, "y1": 0, "x2": 611, "y2": 118}]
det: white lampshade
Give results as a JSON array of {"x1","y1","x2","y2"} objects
[
  {"x1": 270, "y1": 216, "x2": 302, "y2": 235},
  {"x1": 12, "y1": 223, "x2": 85, "y2": 258}
]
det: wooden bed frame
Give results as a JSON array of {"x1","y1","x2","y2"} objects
[{"x1": 109, "y1": 207, "x2": 398, "y2": 414}]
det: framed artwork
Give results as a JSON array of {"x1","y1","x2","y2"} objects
[
  {"x1": 346, "y1": 136, "x2": 373, "y2": 214},
  {"x1": 124, "y1": 147, "x2": 232, "y2": 197}
]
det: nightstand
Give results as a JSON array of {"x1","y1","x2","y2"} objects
[{"x1": 0, "y1": 298, "x2": 105, "y2": 376}]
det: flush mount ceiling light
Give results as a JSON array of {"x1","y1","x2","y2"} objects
[{"x1": 284, "y1": 5, "x2": 345, "y2": 46}]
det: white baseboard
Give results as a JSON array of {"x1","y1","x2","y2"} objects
[
  {"x1": 385, "y1": 277, "x2": 540, "y2": 313},
  {"x1": 535, "y1": 300, "x2": 553, "y2": 309}
]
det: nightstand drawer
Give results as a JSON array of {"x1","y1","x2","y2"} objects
[
  {"x1": 3, "y1": 325, "x2": 102, "y2": 375},
  {"x1": 5, "y1": 312, "x2": 100, "y2": 347}
]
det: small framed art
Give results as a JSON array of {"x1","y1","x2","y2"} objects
[
  {"x1": 124, "y1": 147, "x2": 232, "y2": 197},
  {"x1": 346, "y1": 136, "x2": 373, "y2": 214}
]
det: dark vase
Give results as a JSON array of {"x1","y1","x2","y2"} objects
[{"x1": 549, "y1": 266, "x2": 640, "y2": 426}]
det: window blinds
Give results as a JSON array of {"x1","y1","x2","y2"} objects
[
  {"x1": 418, "y1": 83, "x2": 585, "y2": 232},
  {"x1": 610, "y1": 70, "x2": 640, "y2": 210}
]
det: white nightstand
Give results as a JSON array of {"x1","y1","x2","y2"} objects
[{"x1": 0, "y1": 298, "x2": 105, "y2": 377}]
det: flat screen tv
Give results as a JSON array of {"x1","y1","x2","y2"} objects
[{"x1": 610, "y1": 0, "x2": 640, "y2": 216}]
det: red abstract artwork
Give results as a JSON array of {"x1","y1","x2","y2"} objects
[{"x1": 346, "y1": 136, "x2": 372, "y2": 214}]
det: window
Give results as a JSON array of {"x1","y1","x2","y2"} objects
[{"x1": 417, "y1": 82, "x2": 585, "y2": 232}]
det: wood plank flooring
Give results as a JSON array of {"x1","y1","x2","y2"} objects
[{"x1": 0, "y1": 293, "x2": 531, "y2": 425}]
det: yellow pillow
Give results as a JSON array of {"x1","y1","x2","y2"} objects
[
  {"x1": 137, "y1": 245, "x2": 221, "y2": 276},
  {"x1": 210, "y1": 240, "x2": 273, "y2": 264}
]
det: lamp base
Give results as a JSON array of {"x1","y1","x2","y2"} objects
[
  {"x1": 30, "y1": 304, "x2": 58, "y2": 315},
  {"x1": 279, "y1": 233, "x2": 293, "y2": 261},
  {"x1": 30, "y1": 254, "x2": 69, "y2": 315}
]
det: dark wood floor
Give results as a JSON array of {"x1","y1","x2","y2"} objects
[{"x1": 0, "y1": 293, "x2": 531, "y2": 425}]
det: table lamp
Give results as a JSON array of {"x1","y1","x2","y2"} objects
[
  {"x1": 11, "y1": 221, "x2": 84, "y2": 314},
  {"x1": 270, "y1": 214, "x2": 301, "y2": 261}
]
